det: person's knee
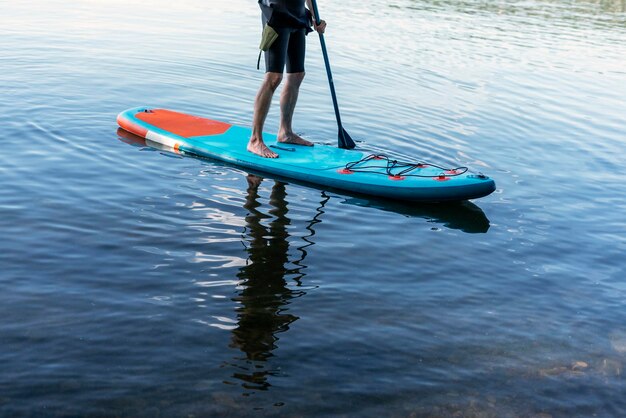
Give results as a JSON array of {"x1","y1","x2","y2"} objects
[
  {"x1": 290, "y1": 72, "x2": 305, "y2": 84},
  {"x1": 283, "y1": 72, "x2": 305, "y2": 90},
  {"x1": 264, "y1": 73, "x2": 283, "y2": 91}
]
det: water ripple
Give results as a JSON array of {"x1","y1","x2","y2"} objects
[{"x1": 2, "y1": 0, "x2": 626, "y2": 416}]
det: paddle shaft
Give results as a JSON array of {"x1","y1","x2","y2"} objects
[{"x1": 310, "y1": 0, "x2": 356, "y2": 149}]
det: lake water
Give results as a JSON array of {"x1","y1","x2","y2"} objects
[{"x1": 2, "y1": 0, "x2": 626, "y2": 416}]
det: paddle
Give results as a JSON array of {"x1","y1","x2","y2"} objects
[{"x1": 309, "y1": 0, "x2": 356, "y2": 150}]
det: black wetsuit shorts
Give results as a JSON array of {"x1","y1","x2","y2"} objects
[{"x1": 263, "y1": 25, "x2": 306, "y2": 73}]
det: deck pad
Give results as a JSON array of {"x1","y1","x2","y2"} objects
[{"x1": 135, "y1": 109, "x2": 231, "y2": 137}]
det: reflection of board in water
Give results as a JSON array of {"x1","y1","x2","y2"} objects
[
  {"x1": 341, "y1": 198, "x2": 490, "y2": 234},
  {"x1": 116, "y1": 128, "x2": 490, "y2": 233}
]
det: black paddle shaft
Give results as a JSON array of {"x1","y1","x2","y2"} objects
[{"x1": 310, "y1": 0, "x2": 356, "y2": 149}]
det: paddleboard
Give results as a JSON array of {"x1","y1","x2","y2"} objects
[{"x1": 117, "y1": 107, "x2": 496, "y2": 202}]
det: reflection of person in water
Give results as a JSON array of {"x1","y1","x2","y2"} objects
[{"x1": 229, "y1": 174, "x2": 326, "y2": 390}]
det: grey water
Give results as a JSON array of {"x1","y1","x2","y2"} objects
[{"x1": 1, "y1": 0, "x2": 626, "y2": 416}]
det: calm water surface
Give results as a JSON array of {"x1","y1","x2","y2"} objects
[{"x1": 2, "y1": 0, "x2": 626, "y2": 416}]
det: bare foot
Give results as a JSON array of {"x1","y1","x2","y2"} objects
[
  {"x1": 277, "y1": 132, "x2": 314, "y2": 147},
  {"x1": 247, "y1": 138, "x2": 278, "y2": 158}
]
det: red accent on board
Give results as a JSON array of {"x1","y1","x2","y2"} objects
[
  {"x1": 417, "y1": 163, "x2": 428, "y2": 168},
  {"x1": 135, "y1": 109, "x2": 231, "y2": 138},
  {"x1": 373, "y1": 155, "x2": 385, "y2": 160},
  {"x1": 117, "y1": 115, "x2": 148, "y2": 138},
  {"x1": 338, "y1": 168, "x2": 354, "y2": 174},
  {"x1": 174, "y1": 143, "x2": 180, "y2": 153},
  {"x1": 389, "y1": 175, "x2": 405, "y2": 181},
  {"x1": 435, "y1": 175, "x2": 450, "y2": 182},
  {"x1": 445, "y1": 169, "x2": 458, "y2": 175}
]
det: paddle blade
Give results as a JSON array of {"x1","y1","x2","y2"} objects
[{"x1": 338, "y1": 127, "x2": 356, "y2": 149}]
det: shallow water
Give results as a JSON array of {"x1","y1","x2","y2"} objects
[{"x1": 2, "y1": 0, "x2": 626, "y2": 416}]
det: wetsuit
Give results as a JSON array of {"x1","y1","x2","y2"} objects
[{"x1": 259, "y1": 0, "x2": 312, "y2": 73}]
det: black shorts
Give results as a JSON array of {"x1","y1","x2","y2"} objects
[{"x1": 264, "y1": 26, "x2": 306, "y2": 74}]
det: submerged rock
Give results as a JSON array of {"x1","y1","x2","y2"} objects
[{"x1": 539, "y1": 360, "x2": 589, "y2": 377}]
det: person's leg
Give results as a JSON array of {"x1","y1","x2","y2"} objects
[
  {"x1": 248, "y1": 72, "x2": 283, "y2": 158},
  {"x1": 278, "y1": 29, "x2": 313, "y2": 146},
  {"x1": 277, "y1": 72, "x2": 312, "y2": 146},
  {"x1": 248, "y1": 25, "x2": 291, "y2": 158}
]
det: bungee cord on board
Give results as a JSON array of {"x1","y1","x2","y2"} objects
[{"x1": 343, "y1": 154, "x2": 469, "y2": 179}]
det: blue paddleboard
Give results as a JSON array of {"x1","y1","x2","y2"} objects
[{"x1": 117, "y1": 107, "x2": 496, "y2": 202}]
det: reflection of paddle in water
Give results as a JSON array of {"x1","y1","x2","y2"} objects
[{"x1": 228, "y1": 175, "x2": 328, "y2": 391}]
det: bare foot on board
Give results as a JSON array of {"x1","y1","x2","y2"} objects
[
  {"x1": 277, "y1": 132, "x2": 314, "y2": 147},
  {"x1": 247, "y1": 138, "x2": 278, "y2": 158}
]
